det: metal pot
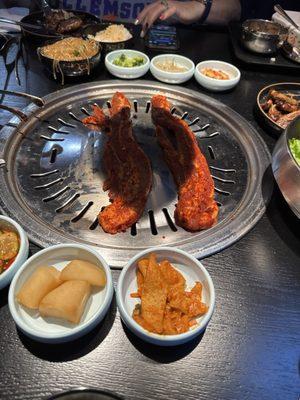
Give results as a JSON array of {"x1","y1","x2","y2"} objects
[
  {"x1": 241, "y1": 19, "x2": 288, "y2": 55},
  {"x1": 272, "y1": 116, "x2": 300, "y2": 218}
]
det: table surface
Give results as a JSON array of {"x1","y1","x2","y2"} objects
[{"x1": 0, "y1": 27, "x2": 299, "y2": 400}]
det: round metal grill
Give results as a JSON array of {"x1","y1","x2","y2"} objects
[{"x1": 0, "y1": 81, "x2": 271, "y2": 267}]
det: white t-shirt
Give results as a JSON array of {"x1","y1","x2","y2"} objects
[{"x1": 59, "y1": 0, "x2": 153, "y2": 22}]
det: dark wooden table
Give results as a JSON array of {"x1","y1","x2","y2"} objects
[{"x1": 0, "y1": 27, "x2": 299, "y2": 400}]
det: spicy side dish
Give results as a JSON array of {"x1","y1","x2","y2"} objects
[
  {"x1": 289, "y1": 138, "x2": 300, "y2": 166},
  {"x1": 261, "y1": 89, "x2": 300, "y2": 129},
  {"x1": 40, "y1": 37, "x2": 99, "y2": 61},
  {"x1": 130, "y1": 253, "x2": 208, "y2": 335},
  {"x1": 201, "y1": 68, "x2": 230, "y2": 80},
  {"x1": 88, "y1": 24, "x2": 132, "y2": 43},
  {"x1": 16, "y1": 259, "x2": 106, "y2": 324},
  {"x1": 0, "y1": 229, "x2": 19, "y2": 275}
]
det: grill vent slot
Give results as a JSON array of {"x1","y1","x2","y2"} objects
[
  {"x1": 50, "y1": 148, "x2": 58, "y2": 163},
  {"x1": 208, "y1": 146, "x2": 216, "y2": 159},
  {"x1": 162, "y1": 208, "x2": 177, "y2": 232},
  {"x1": 56, "y1": 193, "x2": 80, "y2": 213},
  {"x1": 71, "y1": 201, "x2": 94, "y2": 222},
  {"x1": 43, "y1": 186, "x2": 70, "y2": 202},
  {"x1": 148, "y1": 210, "x2": 158, "y2": 235},
  {"x1": 130, "y1": 224, "x2": 137, "y2": 236}
]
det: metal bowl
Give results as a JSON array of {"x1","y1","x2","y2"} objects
[
  {"x1": 37, "y1": 39, "x2": 101, "y2": 84},
  {"x1": 83, "y1": 23, "x2": 134, "y2": 55},
  {"x1": 241, "y1": 19, "x2": 287, "y2": 54},
  {"x1": 272, "y1": 116, "x2": 300, "y2": 218},
  {"x1": 282, "y1": 40, "x2": 300, "y2": 64},
  {"x1": 256, "y1": 82, "x2": 300, "y2": 135}
]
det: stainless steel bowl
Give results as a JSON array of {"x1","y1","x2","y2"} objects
[
  {"x1": 241, "y1": 19, "x2": 288, "y2": 54},
  {"x1": 272, "y1": 116, "x2": 300, "y2": 218},
  {"x1": 282, "y1": 40, "x2": 300, "y2": 64}
]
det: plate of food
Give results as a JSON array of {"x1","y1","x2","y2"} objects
[
  {"x1": 116, "y1": 247, "x2": 215, "y2": 346},
  {"x1": 257, "y1": 82, "x2": 300, "y2": 134},
  {"x1": 37, "y1": 37, "x2": 101, "y2": 84},
  {"x1": 20, "y1": 9, "x2": 100, "y2": 41},
  {"x1": 8, "y1": 244, "x2": 113, "y2": 343}
]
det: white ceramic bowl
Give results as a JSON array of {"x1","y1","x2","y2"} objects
[
  {"x1": 117, "y1": 247, "x2": 215, "y2": 346},
  {"x1": 8, "y1": 244, "x2": 114, "y2": 343},
  {"x1": 0, "y1": 216, "x2": 29, "y2": 290},
  {"x1": 105, "y1": 49, "x2": 150, "y2": 79},
  {"x1": 150, "y1": 54, "x2": 195, "y2": 84},
  {"x1": 194, "y1": 60, "x2": 241, "y2": 91}
]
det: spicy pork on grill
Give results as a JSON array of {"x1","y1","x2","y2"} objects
[
  {"x1": 82, "y1": 92, "x2": 152, "y2": 234},
  {"x1": 151, "y1": 94, "x2": 218, "y2": 231}
]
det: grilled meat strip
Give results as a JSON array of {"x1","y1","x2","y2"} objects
[
  {"x1": 151, "y1": 95, "x2": 218, "y2": 231},
  {"x1": 83, "y1": 92, "x2": 152, "y2": 234},
  {"x1": 269, "y1": 90, "x2": 299, "y2": 107}
]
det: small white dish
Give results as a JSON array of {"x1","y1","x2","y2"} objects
[
  {"x1": 8, "y1": 244, "x2": 114, "y2": 343},
  {"x1": 150, "y1": 54, "x2": 195, "y2": 84},
  {"x1": 105, "y1": 49, "x2": 150, "y2": 79},
  {"x1": 194, "y1": 60, "x2": 241, "y2": 91},
  {"x1": 0, "y1": 215, "x2": 29, "y2": 290},
  {"x1": 116, "y1": 247, "x2": 215, "y2": 346}
]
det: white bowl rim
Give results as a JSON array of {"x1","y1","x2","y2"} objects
[
  {"x1": 150, "y1": 54, "x2": 195, "y2": 76},
  {"x1": 105, "y1": 49, "x2": 150, "y2": 70},
  {"x1": 0, "y1": 215, "x2": 28, "y2": 282},
  {"x1": 117, "y1": 246, "x2": 215, "y2": 342},
  {"x1": 195, "y1": 60, "x2": 241, "y2": 82},
  {"x1": 8, "y1": 243, "x2": 114, "y2": 339}
]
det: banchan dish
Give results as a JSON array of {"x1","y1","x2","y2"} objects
[
  {"x1": 0, "y1": 215, "x2": 29, "y2": 290},
  {"x1": 117, "y1": 247, "x2": 215, "y2": 346},
  {"x1": 9, "y1": 244, "x2": 113, "y2": 343}
]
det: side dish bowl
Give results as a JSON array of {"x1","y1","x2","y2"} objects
[
  {"x1": 116, "y1": 247, "x2": 215, "y2": 346},
  {"x1": 8, "y1": 244, "x2": 113, "y2": 343},
  {"x1": 272, "y1": 116, "x2": 300, "y2": 218},
  {"x1": 83, "y1": 23, "x2": 134, "y2": 55},
  {"x1": 194, "y1": 60, "x2": 240, "y2": 91},
  {"x1": 256, "y1": 82, "x2": 300, "y2": 135},
  {"x1": 150, "y1": 54, "x2": 195, "y2": 84},
  {"x1": 105, "y1": 50, "x2": 150, "y2": 79},
  {"x1": 0, "y1": 216, "x2": 29, "y2": 290},
  {"x1": 37, "y1": 38, "x2": 101, "y2": 84}
]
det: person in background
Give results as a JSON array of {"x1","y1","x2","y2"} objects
[
  {"x1": 137, "y1": 0, "x2": 240, "y2": 37},
  {"x1": 138, "y1": 0, "x2": 300, "y2": 37},
  {"x1": 1, "y1": 0, "x2": 300, "y2": 34}
]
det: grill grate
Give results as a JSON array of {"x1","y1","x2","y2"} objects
[{"x1": 0, "y1": 81, "x2": 271, "y2": 267}]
